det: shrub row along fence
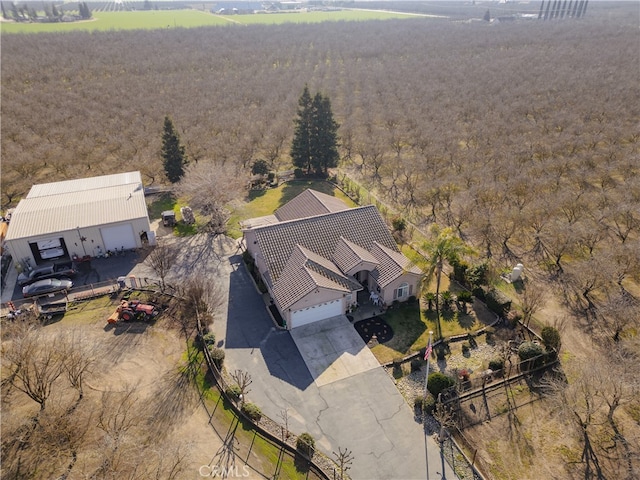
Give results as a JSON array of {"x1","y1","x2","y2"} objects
[
  {"x1": 442, "y1": 353, "x2": 560, "y2": 431},
  {"x1": 197, "y1": 316, "x2": 340, "y2": 480}
]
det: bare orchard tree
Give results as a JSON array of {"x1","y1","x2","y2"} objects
[
  {"x1": 519, "y1": 279, "x2": 547, "y2": 329},
  {"x1": 60, "y1": 330, "x2": 98, "y2": 406},
  {"x1": 2, "y1": 326, "x2": 64, "y2": 411},
  {"x1": 145, "y1": 241, "x2": 178, "y2": 292},
  {"x1": 2, "y1": 396, "x2": 93, "y2": 479},
  {"x1": 170, "y1": 276, "x2": 223, "y2": 342},
  {"x1": 175, "y1": 160, "x2": 243, "y2": 235},
  {"x1": 94, "y1": 385, "x2": 142, "y2": 478},
  {"x1": 546, "y1": 355, "x2": 639, "y2": 480}
]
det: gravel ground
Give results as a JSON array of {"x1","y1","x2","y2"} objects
[{"x1": 384, "y1": 345, "x2": 501, "y2": 480}]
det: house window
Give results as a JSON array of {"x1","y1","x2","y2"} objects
[{"x1": 397, "y1": 283, "x2": 409, "y2": 299}]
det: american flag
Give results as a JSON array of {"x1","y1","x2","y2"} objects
[{"x1": 424, "y1": 341, "x2": 433, "y2": 361}]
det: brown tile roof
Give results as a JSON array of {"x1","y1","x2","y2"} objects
[
  {"x1": 253, "y1": 205, "x2": 398, "y2": 284},
  {"x1": 274, "y1": 189, "x2": 350, "y2": 221},
  {"x1": 273, "y1": 244, "x2": 359, "y2": 309},
  {"x1": 369, "y1": 242, "x2": 422, "y2": 288},
  {"x1": 332, "y1": 236, "x2": 380, "y2": 273}
]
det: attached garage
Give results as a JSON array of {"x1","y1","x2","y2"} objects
[
  {"x1": 290, "y1": 299, "x2": 343, "y2": 328},
  {"x1": 4, "y1": 172, "x2": 154, "y2": 270}
]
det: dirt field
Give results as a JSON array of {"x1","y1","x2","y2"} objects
[{"x1": 1, "y1": 303, "x2": 263, "y2": 479}]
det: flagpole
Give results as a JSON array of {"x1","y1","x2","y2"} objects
[{"x1": 424, "y1": 330, "x2": 433, "y2": 480}]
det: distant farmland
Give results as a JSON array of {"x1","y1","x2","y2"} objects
[{"x1": 0, "y1": 9, "x2": 424, "y2": 34}]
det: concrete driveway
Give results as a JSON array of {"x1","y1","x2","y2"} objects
[
  {"x1": 217, "y1": 248, "x2": 459, "y2": 480},
  {"x1": 290, "y1": 315, "x2": 380, "y2": 387}
]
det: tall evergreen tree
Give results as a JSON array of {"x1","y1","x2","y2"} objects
[
  {"x1": 290, "y1": 86, "x2": 339, "y2": 176},
  {"x1": 311, "y1": 93, "x2": 339, "y2": 175},
  {"x1": 161, "y1": 116, "x2": 188, "y2": 183},
  {"x1": 78, "y1": 2, "x2": 91, "y2": 19},
  {"x1": 290, "y1": 85, "x2": 313, "y2": 174}
]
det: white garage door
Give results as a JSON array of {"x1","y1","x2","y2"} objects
[
  {"x1": 290, "y1": 299, "x2": 342, "y2": 328},
  {"x1": 101, "y1": 224, "x2": 137, "y2": 252}
]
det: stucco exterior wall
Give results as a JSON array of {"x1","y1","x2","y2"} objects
[
  {"x1": 5, "y1": 218, "x2": 152, "y2": 268},
  {"x1": 380, "y1": 274, "x2": 421, "y2": 305}
]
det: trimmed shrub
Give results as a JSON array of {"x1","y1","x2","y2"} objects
[
  {"x1": 472, "y1": 287, "x2": 486, "y2": 301},
  {"x1": 392, "y1": 357, "x2": 403, "y2": 377},
  {"x1": 202, "y1": 332, "x2": 216, "y2": 346},
  {"x1": 241, "y1": 402, "x2": 262, "y2": 422},
  {"x1": 414, "y1": 394, "x2": 436, "y2": 415},
  {"x1": 486, "y1": 289, "x2": 512, "y2": 317},
  {"x1": 518, "y1": 341, "x2": 544, "y2": 371},
  {"x1": 435, "y1": 342, "x2": 449, "y2": 361},
  {"x1": 392, "y1": 216, "x2": 407, "y2": 232},
  {"x1": 296, "y1": 432, "x2": 315, "y2": 458},
  {"x1": 467, "y1": 262, "x2": 488, "y2": 288},
  {"x1": 209, "y1": 347, "x2": 225, "y2": 368},
  {"x1": 541, "y1": 326, "x2": 561, "y2": 353},
  {"x1": 410, "y1": 357, "x2": 423, "y2": 372},
  {"x1": 452, "y1": 259, "x2": 469, "y2": 285},
  {"x1": 467, "y1": 333, "x2": 478, "y2": 348},
  {"x1": 457, "y1": 290, "x2": 473, "y2": 304},
  {"x1": 461, "y1": 343, "x2": 470, "y2": 355},
  {"x1": 225, "y1": 384, "x2": 242, "y2": 401},
  {"x1": 488, "y1": 358, "x2": 504, "y2": 372},
  {"x1": 423, "y1": 393, "x2": 436, "y2": 414},
  {"x1": 427, "y1": 372, "x2": 455, "y2": 399},
  {"x1": 407, "y1": 295, "x2": 417, "y2": 304}
]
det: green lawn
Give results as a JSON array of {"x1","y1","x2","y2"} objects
[
  {"x1": 370, "y1": 299, "x2": 489, "y2": 364},
  {"x1": 1, "y1": 9, "x2": 420, "y2": 34},
  {"x1": 195, "y1": 365, "x2": 318, "y2": 479},
  {"x1": 147, "y1": 193, "x2": 199, "y2": 236},
  {"x1": 227, "y1": 180, "x2": 355, "y2": 239}
]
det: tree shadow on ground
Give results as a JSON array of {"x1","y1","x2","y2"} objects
[
  {"x1": 145, "y1": 359, "x2": 200, "y2": 438},
  {"x1": 208, "y1": 417, "x2": 242, "y2": 476}
]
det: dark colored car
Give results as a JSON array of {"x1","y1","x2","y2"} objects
[
  {"x1": 17, "y1": 262, "x2": 77, "y2": 287},
  {"x1": 22, "y1": 278, "x2": 73, "y2": 298}
]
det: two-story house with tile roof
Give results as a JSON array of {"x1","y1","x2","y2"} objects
[{"x1": 242, "y1": 189, "x2": 421, "y2": 329}]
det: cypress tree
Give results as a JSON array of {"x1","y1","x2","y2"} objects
[
  {"x1": 311, "y1": 93, "x2": 339, "y2": 175},
  {"x1": 291, "y1": 86, "x2": 339, "y2": 176},
  {"x1": 290, "y1": 85, "x2": 313, "y2": 174},
  {"x1": 161, "y1": 116, "x2": 188, "y2": 183}
]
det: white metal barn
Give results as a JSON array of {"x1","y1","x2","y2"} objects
[{"x1": 4, "y1": 171, "x2": 154, "y2": 270}]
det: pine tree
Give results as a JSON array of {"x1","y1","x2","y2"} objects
[
  {"x1": 291, "y1": 86, "x2": 339, "y2": 177},
  {"x1": 311, "y1": 93, "x2": 339, "y2": 175},
  {"x1": 161, "y1": 116, "x2": 188, "y2": 183},
  {"x1": 290, "y1": 85, "x2": 313, "y2": 174}
]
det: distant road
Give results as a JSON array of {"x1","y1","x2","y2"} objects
[{"x1": 343, "y1": 8, "x2": 448, "y2": 19}]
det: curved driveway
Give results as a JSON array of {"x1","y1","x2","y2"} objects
[{"x1": 216, "y1": 251, "x2": 459, "y2": 480}]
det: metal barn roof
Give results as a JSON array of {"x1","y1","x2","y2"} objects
[
  {"x1": 26, "y1": 171, "x2": 142, "y2": 198},
  {"x1": 5, "y1": 172, "x2": 148, "y2": 240}
]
